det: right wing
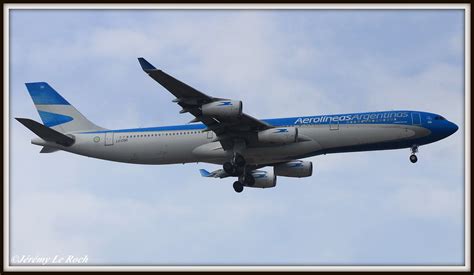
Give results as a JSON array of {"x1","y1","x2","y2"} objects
[{"x1": 199, "y1": 169, "x2": 229, "y2": 178}]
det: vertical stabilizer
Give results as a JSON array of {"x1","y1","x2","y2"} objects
[{"x1": 25, "y1": 82, "x2": 105, "y2": 133}]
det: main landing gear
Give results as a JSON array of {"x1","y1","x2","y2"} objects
[
  {"x1": 223, "y1": 153, "x2": 246, "y2": 176},
  {"x1": 409, "y1": 145, "x2": 419, "y2": 163},
  {"x1": 225, "y1": 153, "x2": 255, "y2": 193},
  {"x1": 232, "y1": 173, "x2": 255, "y2": 193},
  {"x1": 233, "y1": 181, "x2": 244, "y2": 193}
]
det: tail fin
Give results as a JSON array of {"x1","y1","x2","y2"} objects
[{"x1": 25, "y1": 82, "x2": 105, "y2": 133}]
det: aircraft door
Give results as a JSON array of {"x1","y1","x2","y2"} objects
[
  {"x1": 411, "y1": 113, "x2": 421, "y2": 125},
  {"x1": 207, "y1": 131, "x2": 214, "y2": 139},
  {"x1": 105, "y1": 132, "x2": 114, "y2": 146},
  {"x1": 330, "y1": 121, "x2": 339, "y2": 130}
]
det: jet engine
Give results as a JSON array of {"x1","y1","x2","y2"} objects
[
  {"x1": 274, "y1": 160, "x2": 313, "y2": 177},
  {"x1": 258, "y1": 127, "x2": 298, "y2": 144},
  {"x1": 247, "y1": 169, "x2": 277, "y2": 188},
  {"x1": 202, "y1": 100, "x2": 242, "y2": 119}
]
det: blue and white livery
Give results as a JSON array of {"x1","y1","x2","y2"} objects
[{"x1": 17, "y1": 58, "x2": 458, "y2": 193}]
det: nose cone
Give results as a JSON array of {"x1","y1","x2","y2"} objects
[
  {"x1": 451, "y1": 122, "x2": 459, "y2": 134},
  {"x1": 449, "y1": 122, "x2": 459, "y2": 135}
]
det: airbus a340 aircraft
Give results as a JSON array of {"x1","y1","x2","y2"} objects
[{"x1": 17, "y1": 58, "x2": 458, "y2": 193}]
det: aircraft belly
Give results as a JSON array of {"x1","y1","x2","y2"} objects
[
  {"x1": 312, "y1": 124, "x2": 410, "y2": 149},
  {"x1": 134, "y1": 136, "x2": 206, "y2": 164},
  {"x1": 70, "y1": 134, "x2": 204, "y2": 164},
  {"x1": 243, "y1": 140, "x2": 322, "y2": 164},
  {"x1": 192, "y1": 142, "x2": 232, "y2": 161}
]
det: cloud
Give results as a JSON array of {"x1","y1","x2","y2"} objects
[{"x1": 386, "y1": 181, "x2": 463, "y2": 222}]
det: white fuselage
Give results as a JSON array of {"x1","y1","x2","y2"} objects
[{"x1": 33, "y1": 122, "x2": 430, "y2": 166}]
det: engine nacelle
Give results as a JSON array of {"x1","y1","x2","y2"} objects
[
  {"x1": 258, "y1": 127, "x2": 298, "y2": 144},
  {"x1": 202, "y1": 100, "x2": 242, "y2": 119},
  {"x1": 249, "y1": 170, "x2": 277, "y2": 188},
  {"x1": 274, "y1": 160, "x2": 313, "y2": 178}
]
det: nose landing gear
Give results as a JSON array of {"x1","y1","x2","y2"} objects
[{"x1": 409, "y1": 145, "x2": 418, "y2": 163}]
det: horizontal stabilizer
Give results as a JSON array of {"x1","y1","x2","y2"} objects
[
  {"x1": 40, "y1": 146, "x2": 59, "y2": 153},
  {"x1": 16, "y1": 118, "x2": 75, "y2": 147}
]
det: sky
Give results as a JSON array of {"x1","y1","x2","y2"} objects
[{"x1": 8, "y1": 8, "x2": 466, "y2": 266}]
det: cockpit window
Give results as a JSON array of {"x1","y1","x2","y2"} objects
[{"x1": 434, "y1": 116, "x2": 446, "y2": 120}]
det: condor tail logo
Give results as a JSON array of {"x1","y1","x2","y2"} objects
[{"x1": 25, "y1": 82, "x2": 105, "y2": 133}]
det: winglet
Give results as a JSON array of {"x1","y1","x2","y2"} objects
[
  {"x1": 138, "y1": 57, "x2": 157, "y2": 72},
  {"x1": 199, "y1": 169, "x2": 212, "y2": 177}
]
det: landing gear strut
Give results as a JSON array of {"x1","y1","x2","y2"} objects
[
  {"x1": 223, "y1": 162, "x2": 236, "y2": 175},
  {"x1": 223, "y1": 153, "x2": 246, "y2": 176},
  {"x1": 410, "y1": 145, "x2": 418, "y2": 163},
  {"x1": 226, "y1": 140, "x2": 247, "y2": 193},
  {"x1": 234, "y1": 154, "x2": 246, "y2": 167}
]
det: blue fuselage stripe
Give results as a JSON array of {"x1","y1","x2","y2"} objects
[{"x1": 82, "y1": 110, "x2": 423, "y2": 134}]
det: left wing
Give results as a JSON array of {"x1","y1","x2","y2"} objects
[{"x1": 138, "y1": 58, "x2": 272, "y2": 148}]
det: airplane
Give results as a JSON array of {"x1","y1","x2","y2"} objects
[{"x1": 16, "y1": 58, "x2": 459, "y2": 193}]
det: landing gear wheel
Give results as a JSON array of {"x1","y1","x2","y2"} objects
[
  {"x1": 243, "y1": 174, "x2": 255, "y2": 186},
  {"x1": 233, "y1": 181, "x2": 244, "y2": 193},
  {"x1": 234, "y1": 154, "x2": 246, "y2": 167},
  {"x1": 410, "y1": 154, "x2": 418, "y2": 163},
  {"x1": 223, "y1": 162, "x2": 235, "y2": 174},
  {"x1": 235, "y1": 166, "x2": 245, "y2": 176}
]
